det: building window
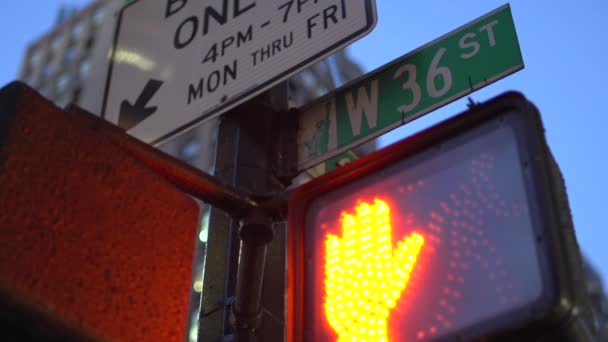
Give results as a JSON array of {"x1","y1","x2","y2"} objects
[
  {"x1": 72, "y1": 87, "x2": 82, "y2": 104},
  {"x1": 72, "y1": 20, "x2": 84, "y2": 38},
  {"x1": 93, "y1": 7, "x2": 105, "y2": 26},
  {"x1": 64, "y1": 45, "x2": 77, "y2": 64},
  {"x1": 299, "y1": 70, "x2": 318, "y2": 89},
  {"x1": 79, "y1": 59, "x2": 91, "y2": 80},
  {"x1": 326, "y1": 56, "x2": 344, "y2": 88},
  {"x1": 51, "y1": 35, "x2": 63, "y2": 51},
  {"x1": 41, "y1": 59, "x2": 54, "y2": 82},
  {"x1": 29, "y1": 49, "x2": 42, "y2": 68},
  {"x1": 180, "y1": 140, "x2": 201, "y2": 164},
  {"x1": 85, "y1": 36, "x2": 95, "y2": 51},
  {"x1": 55, "y1": 72, "x2": 70, "y2": 94}
]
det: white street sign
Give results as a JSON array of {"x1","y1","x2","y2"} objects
[{"x1": 102, "y1": 0, "x2": 377, "y2": 145}]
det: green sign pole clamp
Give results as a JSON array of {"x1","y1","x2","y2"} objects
[{"x1": 297, "y1": 4, "x2": 523, "y2": 172}]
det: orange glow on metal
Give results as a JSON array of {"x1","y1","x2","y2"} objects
[{"x1": 324, "y1": 199, "x2": 425, "y2": 342}]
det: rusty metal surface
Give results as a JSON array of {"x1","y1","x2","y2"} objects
[{"x1": 0, "y1": 82, "x2": 199, "y2": 341}]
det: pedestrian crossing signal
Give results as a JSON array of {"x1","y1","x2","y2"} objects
[{"x1": 288, "y1": 92, "x2": 596, "y2": 341}]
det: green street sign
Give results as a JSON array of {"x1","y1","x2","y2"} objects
[
  {"x1": 307, "y1": 150, "x2": 359, "y2": 178},
  {"x1": 297, "y1": 4, "x2": 523, "y2": 171}
]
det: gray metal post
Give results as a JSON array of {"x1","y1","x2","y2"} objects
[
  {"x1": 197, "y1": 112, "x2": 242, "y2": 342},
  {"x1": 197, "y1": 85, "x2": 290, "y2": 342}
]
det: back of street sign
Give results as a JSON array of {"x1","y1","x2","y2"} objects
[{"x1": 102, "y1": 0, "x2": 377, "y2": 145}]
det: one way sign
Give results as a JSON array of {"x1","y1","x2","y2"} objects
[
  {"x1": 118, "y1": 79, "x2": 163, "y2": 131},
  {"x1": 102, "y1": 0, "x2": 377, "y2": 145}
]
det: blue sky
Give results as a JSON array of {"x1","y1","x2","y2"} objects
[{"x1": 0, "y1": 0, "x2": 606, "y2": 289}]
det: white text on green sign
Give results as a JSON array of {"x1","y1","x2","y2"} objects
[{"x1": 297, "y1": 4, "x2": 523, "y2": 171}]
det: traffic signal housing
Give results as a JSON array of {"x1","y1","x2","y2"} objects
[
  {"x1": 288, "y1": 92, "x2": 595, "y2": 341},
  {"x1": 0, "y1": 82, "x2": 201, "y2": 341}
]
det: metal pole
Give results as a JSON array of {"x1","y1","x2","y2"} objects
[
  {"x1": 231, "y1": 85, "x2": 290, "y2": 342},
  {"x1": 198, "y1": 84, "x2": 290, "y2": 342},
  {"x1": 197, "y1": 113, "x2": 242, "y2": 342},
  {"x1": 66, "y1": 105, "x2": 259, "y2": 218},
  {"x1": 232, "y1": 210, "x2": 274, "y2": 342}
]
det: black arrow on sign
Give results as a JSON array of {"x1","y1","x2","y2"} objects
[{"x1": 118, "y1": 79, "x2": 164, "y2": 131}]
